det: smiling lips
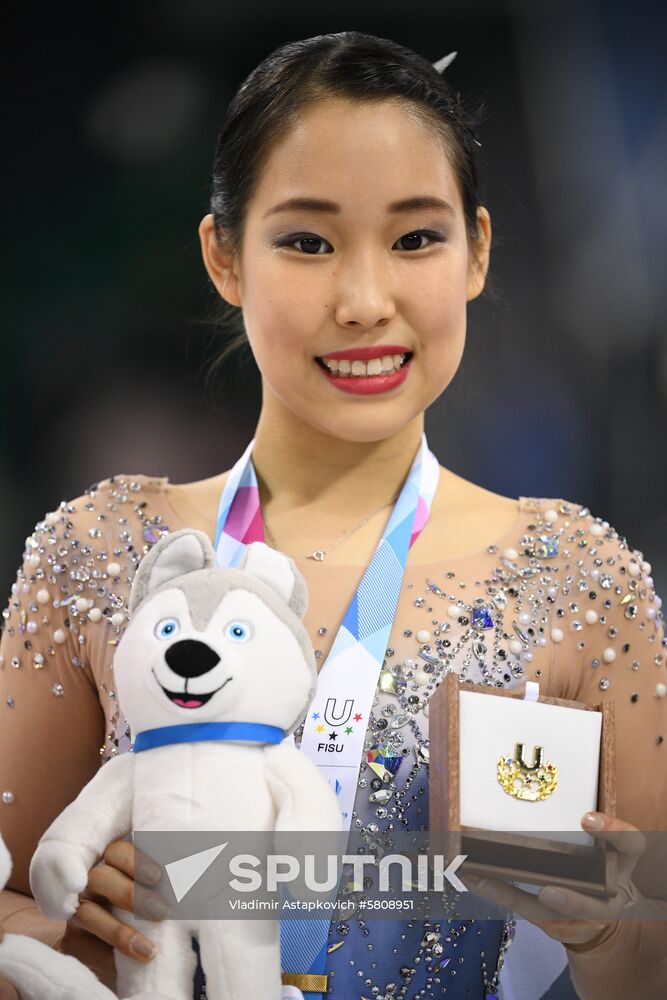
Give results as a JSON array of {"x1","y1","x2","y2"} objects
[
  {"x1": 155, "y1": 672, "x2": 232, "y2": 709},
  {"x1": 315, "y1": 344, "x2": 413, "y2": 395}
]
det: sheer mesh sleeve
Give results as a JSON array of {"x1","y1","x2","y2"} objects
[
  {"x1": 545, "y1": 502, "x2": 667, "y2": 833},
  {"x1": 0, "y1": 474, "x2": 169, "y2": 954}
]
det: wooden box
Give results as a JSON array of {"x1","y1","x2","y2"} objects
[{"x1": 429, "y1": 673, "x2": 617, "y2": 896}]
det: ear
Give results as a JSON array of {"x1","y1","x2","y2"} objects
[
  {"x1": 237, "y1": 542, "x2": 309, "y2": 619},
  {"x1": 466, "y1": 205, "x2": 492, "y2": 302},
  {"x1": 199, "y1": 213, "x2": 242, "y2": 307},
  {"x1": 129, "y1": 528, "x2": 216, "y2": 615}
]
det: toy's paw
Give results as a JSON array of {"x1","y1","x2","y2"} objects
[{"x1": 29, "y1": 840, "x2": 90, "y2": 920}]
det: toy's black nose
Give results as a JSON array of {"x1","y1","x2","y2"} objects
[{"x1": 165, "y1": 639, "x2": 220, "y2": 678}]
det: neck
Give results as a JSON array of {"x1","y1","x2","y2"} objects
[{"x1": 251, "y1": 392, "x2": 424, "y2": 518}]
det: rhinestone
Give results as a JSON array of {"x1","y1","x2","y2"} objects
[{"x1": 2, "y1": 791, "x2": 14, "y2": 804}]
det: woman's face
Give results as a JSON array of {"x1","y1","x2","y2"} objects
[{"x1": 200, "y1": 97, "x2": 491, "y2": 443}]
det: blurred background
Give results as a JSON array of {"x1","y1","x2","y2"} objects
[{"x1": 2, "y1": 0, "x2": 665, "y2": 595}]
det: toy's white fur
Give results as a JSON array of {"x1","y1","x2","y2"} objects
[
  {"x1": 0, "y1": 831, "x2": 123, "y2": 999},
  {"x1": 28, "y1": 532, "x2": 341, "y2": 999}
]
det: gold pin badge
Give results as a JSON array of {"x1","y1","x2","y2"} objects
[{"x1": 497, "y1": 742, "x2": 558, "y2": 801}]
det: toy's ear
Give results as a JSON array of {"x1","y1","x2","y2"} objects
[
  {"x1": 129, "y1": 528, "x2": 216, "y2": 615},
  {"x1": 237, "y1": 542, "x2": 308, "y2": 619}
]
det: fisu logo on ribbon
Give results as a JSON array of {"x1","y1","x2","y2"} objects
[{"x1": 310, "y1": 698, "x2": 364, "y2": 755}]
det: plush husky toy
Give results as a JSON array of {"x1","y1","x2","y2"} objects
[
  {"x1": 0, "y1": 831, "x2": 119, "y2": 999},
  {"x1": 29, "y1": 530, "x2": 342, "y2": 1000}
]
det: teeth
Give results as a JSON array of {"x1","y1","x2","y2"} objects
[{"x1": 321, "y1": 354, "x2": 407, "y2": 377}]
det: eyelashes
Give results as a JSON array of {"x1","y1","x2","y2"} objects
[{"x1": 273, "y1": 228, "x2": 447, "y2": 255}]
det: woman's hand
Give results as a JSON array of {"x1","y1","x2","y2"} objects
[
  {"x1": 66, "y1": 838, "x2": 169, "y2": 962},
  {"x1": 0, "y1": 928, "x2": 20, "y2": 999},
  {"x1": 465, "y1": 811, "x2": 646, "y2": 948}
]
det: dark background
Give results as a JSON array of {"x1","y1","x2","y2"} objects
[{"x1": 2, "y1": 0, "x2": 665, "y2": 596}]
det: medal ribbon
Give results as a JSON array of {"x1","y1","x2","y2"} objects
[{"x1": 214, "y1": 433, "x2": 440, "y2": 996}]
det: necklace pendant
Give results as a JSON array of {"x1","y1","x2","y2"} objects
[{"x1": 311, "y1": 549, "x2": 326, "y2": 561}]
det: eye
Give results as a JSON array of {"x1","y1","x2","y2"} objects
[
  {"x1": 224, "y1": 621, "x2": 252, "y2": 643},
  {"x1": 275, "y1": 233, "x2": 333, "y2": 255},
  {"x1": 154, "y1": 618, "x2": 180, "y2": 640},
  {"x1": 392, "y1": 229, "x2": 446, "y2": 251}
]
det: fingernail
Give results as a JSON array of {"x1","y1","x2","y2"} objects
[
  {"x1": 541, "y1": 887, "x2": 566, "y2": 908},
  {"x1": 130, "y1": 934, "x2": 157, "y2": 959},
  {"x1": 582, "y1": 811, "x2": 606, "y2": 830},
  {"x1": 144, "y1": 895, "x2": 169, "y2": 918},
  {"x1": 137, "y1": 862, "x2": 162, "y2": 884},
  {"x1": 477, "y1": 879, "x2": 501, "y2": 899}
]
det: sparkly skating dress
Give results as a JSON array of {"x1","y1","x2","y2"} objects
[{"x1": 0, "y1": 474, "x2": 665, "y2": 1000}]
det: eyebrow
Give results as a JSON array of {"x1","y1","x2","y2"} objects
[{"x1": 263, "y1": 195, "x2": 455, "y2": 218}]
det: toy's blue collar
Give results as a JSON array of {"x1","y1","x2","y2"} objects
[{"x1": 132, "y1": 721, "x2": 285, "y2": 753}]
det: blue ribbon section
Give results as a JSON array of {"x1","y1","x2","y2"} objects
[{"x1": 132, "y1": 721, "x2": 285, "y2": 752}]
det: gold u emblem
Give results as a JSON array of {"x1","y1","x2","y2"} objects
[{"x1": 497, "y1": 742, "x2": 558, "y2": 801}]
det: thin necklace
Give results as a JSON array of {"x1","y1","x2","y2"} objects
[{"x1": 262, "y1": 495, "x2": 397, "y2": 561}]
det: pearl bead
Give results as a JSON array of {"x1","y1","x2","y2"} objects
[
  {"x1": 447, "y1": 606, "x2": 460, "y2": 619},
  {"x1": 26, "y1": 620, "x2": 38, "y2": 634},
  {"x1": 602, "y1": 648, "x2": 616, "y2": 663},
  {"x1": 509, "y1": 639, "x2": 523, "y2": 655},
  {"x1": 53, "y1": 629, "x2": 67, "y2": 644},
  {"x1": 416, "y1": 629, "x2": 431, "y2": 643},
  {"x1": 36, "y1": 588, "x2": 50, "y2": 605},
  {"x1": 518, "y1": 613, "x2": 531, "y2": 626},
  {"x1": 45, "y1": 511, "x2": 60, "y2": 526},
  {"x1": 414, "y1": 671, "x2": 430, "y2": 686},
  {"x1": 107, "y1": 562, "x2": 121, "y2": 576},
  {"x1": 590, "y1": 569, "x2": 600, "y2": 580},
  {"x1": 647, "y1": 607, "x2": 656, "y2": 619},
  {"x1": 590, "y1": 523, "x2": 604, "y2": 537},
  {"x1": 550, "y1": 628, "x2": 564, "y2": 643},
  {"x1": 547, "y1": 587, "x2": 557, "y2": 598},
  {"x1": 627, "y1": 562, "x2": 640, "y2": 578},
  {"x1": 75, "y1": 597, "x2": 90, "y2": 613},
  {"x1": 641, "y1": 561, "x2": 651, "y2": 575},
  {"x1": 523, "y1": 651, "x2": 533, "y2": 662},
  {"x1": 645, "y1": 576, "x2": 654, "y2": 589},
  {"x1": 655, "y1": 683, "x2": 667, "y2": 699},
  {"x1": 111, "y1": 612, "x2": 125, "y2": 628},
  {"x1": 538, "y1": 637, "x2": 547, "y2": 646},
  {"x1": 584, "y1": 610, "x2": 598, "y2": 625},
  {"x1": 544, "y1": 509, "x2": 558, "y2": 523},
  {"x1": 28, "y1": 554, "x2": 41, "y2": 568},
  {"x1": 503, "y1": 548, "x2": 518, "y2": 560},
  {"x1": 88, "y1": 607, "x2": 103, "y2": 623}
]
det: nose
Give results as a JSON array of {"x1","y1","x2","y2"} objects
[
  {"x1": 165, "y1": 639, "x2": 220, "y2": 678},
  {"x1": 334, "y1": 248, "x2": 397, "y2": 330}
]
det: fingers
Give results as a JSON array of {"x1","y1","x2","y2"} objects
[
  {"x1": 466, "y1": 875, "x2": 565, "y2": 924},
  {"x1": 581, "y1": 812, "x2": 647, "y2": 858},
  {"x1": 467, "y1": 873, "x2": 629, "y2": 925},
  {"x1": 86, "y1": 863, "x2": 169, "y2": 920},
  {"x1": 102, "y1": 839, "x2": 162, "y2": 887},
  {"x1": 70, "y1": 899, "x2": 158, "y2": 962}
]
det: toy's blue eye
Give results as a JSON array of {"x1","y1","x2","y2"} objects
[
  {"x1": 154, "y1": 618, "x2": 180, "y2": 640},
  {"x1": 224, "y1": 621, "x2": 252, "y2": 643}
]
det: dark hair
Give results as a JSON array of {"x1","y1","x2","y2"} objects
[{"x1": 206, "y1": 31, "x2": 487, "y2": 372}]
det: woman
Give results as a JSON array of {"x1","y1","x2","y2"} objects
[{"x1": 0, "y1": 31, "x2": 665, "y2": 1000}]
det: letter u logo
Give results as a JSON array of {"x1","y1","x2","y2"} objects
[{"x1": 324, "y1": 698, "x2": 353, "y2": 727}]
